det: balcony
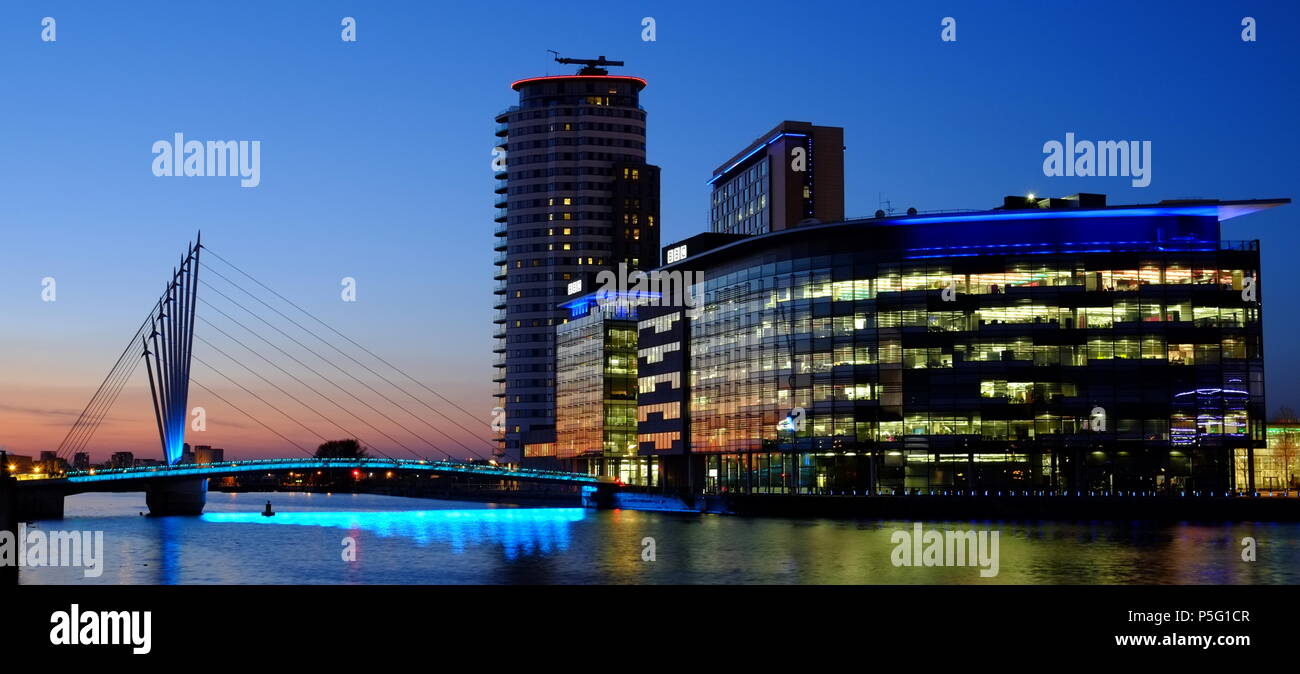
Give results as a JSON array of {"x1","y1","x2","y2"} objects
[
  {"x1": 494, "y1": 179, "x2": 508, "y2": 194},
  {"x1": 494, "y1": 194, "x2": 508, "y2": 209},
  {"x1": 494, "y1": 221, "x2": 507, "y2": 236},
  {"x1": 493, "y1": 251, "x2": 507, "y2": 266},
  {"x1": 495, "y1": 123, "x2": 509, "y2": 137},
  {"x1": 494, "y1": 170, "x2": 508, "y2": 180},
  {"x1": 493, "y1": 265, "x2": 507, "y2": 280},
  {"x1": 495, "y1": 106, "x2": 518, "y2": 123},
  {"x1": 494, "y1": 207, "x2": 507, "y2": 223}
]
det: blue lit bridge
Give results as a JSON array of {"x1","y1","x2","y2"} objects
[
  {"x1": 13, "y1": 458, "x2": 611, "y2": 519},
  {"x1": 47, "y1": 457, "x2": 605, "y2": 487},
  {"x1": 5, "y1": 235, "x2": 613, "y2": 519}
]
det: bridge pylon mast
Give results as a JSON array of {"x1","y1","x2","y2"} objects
[{"x1": 144, "y1": 234, "x2": 201, "y2": 466}]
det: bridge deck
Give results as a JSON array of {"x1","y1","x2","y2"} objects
[{"x1": 15, "y1": 457, "x2": 612, "y2": 487}]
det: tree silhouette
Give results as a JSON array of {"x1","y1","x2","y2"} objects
[{"x1": 315, "y1": 439, "x2": 368, "y2": 459}]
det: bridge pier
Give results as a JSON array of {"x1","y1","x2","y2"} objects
[
  {"x1": 12, "y1": 487, "x2": 66, "y2": 520},
  {"x1": 583, "y1": 483, "x2": 619, "y2": 509},
  {"x1": 146, "y1": 478, "x2": 208, "y2": 516}
]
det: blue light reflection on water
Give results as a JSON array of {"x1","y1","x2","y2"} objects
[
  {"x1": 19, "y1": 492, "x2": 1300, "y2": 585},
  {"x1": 201, "y1": 508, "x2": 587, "y2": 560}
]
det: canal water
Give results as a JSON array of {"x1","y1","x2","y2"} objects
[{"x1": 16, "y1": 491, "x2": 1300, "y2": 584}]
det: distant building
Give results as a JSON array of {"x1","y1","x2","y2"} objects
[
  {"x1": 4, "y1": 453, "x2": 34, "y2": 475},
  {"x1": 709, "y1": 121, "x2": 844, "y2": 235},
  {"x1": 110, "y1": 451, "x2": 134, "y2": 469},
  {"x1": 72, "y1": 452, "x2": 91, "y2": 470},
  {"x1": 34, "y1": 451, "x2": 69, "y2": 474},
  {"x1": 180, "y1": 443, "x2": 195, "y2": 464},
  {"x1": 134, "y1": 458, "x2": 165, "y2": 468},
  {"x1": 194, "y1": 446, "x2": 224, "y2": 465}
]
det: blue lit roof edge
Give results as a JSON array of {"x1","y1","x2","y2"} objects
[
  {"x1": 706, "y1": 132, "x2": 808, "y2": 185},
  {"x1": 658, "y1": 198, "x2": 1289, "y2": 270}
]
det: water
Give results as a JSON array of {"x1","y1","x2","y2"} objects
[{"x1": 16, "y1": 491, "x2": 1300, "y2": 584}]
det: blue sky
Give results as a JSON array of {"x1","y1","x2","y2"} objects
[{"x1": 0, "y1": 1, "x2": 1297, "y2": 458}]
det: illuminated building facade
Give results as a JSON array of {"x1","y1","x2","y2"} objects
[
  {"x1": 194, "y1": 445, "x2": 224, "y2": 465},
  {"x1": 709, "y1": 121, "x2": 844, "y2": 235},
  {"x1": 1240, "y1": 423, "x2": 1300, "y2": 492},
  {"x1": 638, "y1": 195, "x2": 1288, "y2": 496},
  {"x1": 494, "y1": 57, "x2": 660, "y2": 463},
  {"x1": 554, "y1": 289, "x2": 655, "y2": 484}
]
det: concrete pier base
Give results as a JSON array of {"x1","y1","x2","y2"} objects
[
  {"x1": 13, "y1": 488, "x2": 65, "y2": 520},
  {"x1": 146, "y1": 478, "x2": 208, "y2": 516}
]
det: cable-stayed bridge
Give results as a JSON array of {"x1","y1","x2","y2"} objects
[{"x1": 7, "y1": 235, "x2": 612, "y2": 518}]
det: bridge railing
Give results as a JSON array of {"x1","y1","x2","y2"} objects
[{"x1": 50, "y1": 457, "x2": 612, "y2": 485}]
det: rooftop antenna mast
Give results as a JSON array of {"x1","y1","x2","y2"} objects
[
  {"x1": 552, "y1": 53, "x2": 625, "y2": 76},
  {"x1": 879, "y1": 193, "x2": 894, "y2": 216}
]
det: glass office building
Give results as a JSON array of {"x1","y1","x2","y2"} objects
[
  {"x1": 637, "y1": 195, "x2": 1289, "y2": 496},
  {"x1": 555, "y1": 290, "x2": 656, "y2": 485}
]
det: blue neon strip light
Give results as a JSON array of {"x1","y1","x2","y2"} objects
[
  {"x1": 52, "y1": 457, "x2": 609, "y2": 486},
  {"x1": 902, "y1": 239, "x2": 1222, "y2": 259},
  {"x1": 885, "y1": 205, "x2": 1222, "y2": 225},
  {"x1": 707, "y1": 133, "x2": 807, "y2": 185}
]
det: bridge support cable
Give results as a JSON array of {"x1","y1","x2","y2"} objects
[
  {"x1": 56, "y1": 335, "x2": 142, "y2": 461},
  {"x1": 55, "y1": 314, "x2": 151, "y2": 461},
  {"x1": 189, "y1": 377, "x2": 313, "y2": 457},
  {"x1": 192, "y1": 333, "x2": 397, "y2": 460},
  {"x1": 198, "y1": 275, "x2": 491, "y2": 461},
  {"x1": 193, "y1": 319, "x2": 407, "y2": 459},
  {"x1": 200, "y1": 248, "x2": 500, "y2": 457},
  {"x1": 191, "y1": 354, "x2": 336, "y2": 446},
  {"x1": 195, "y1": 300, "x2": 444, "y2": 460},
  {"x1": 66, "y1": 351, "x2": 145, "y2": 459},
  {"x1": 196, "y1": 281, "x2": 485, "y2": 461}
]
